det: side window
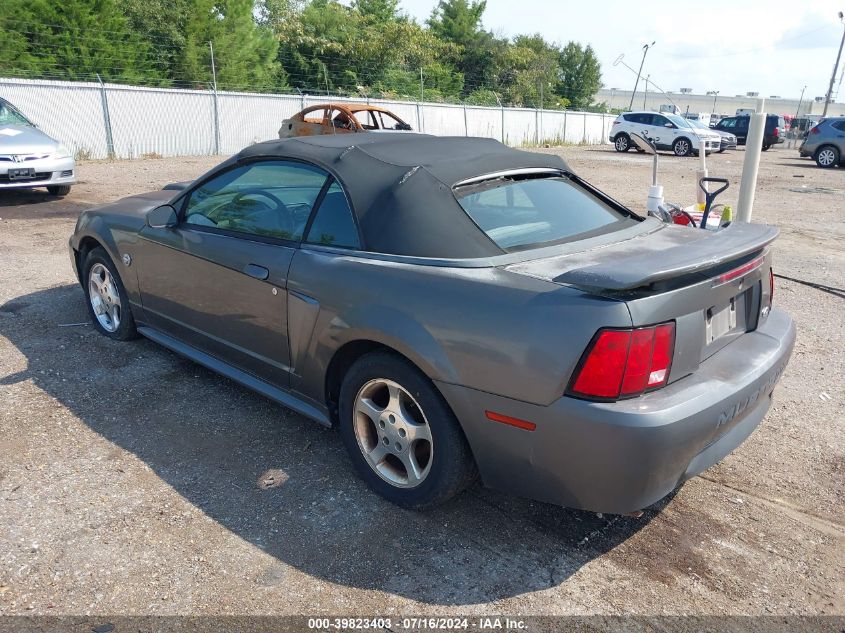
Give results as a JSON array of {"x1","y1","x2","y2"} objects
[
  {"x1": 719, "y1": 118, "x2": 736, "y2": 129},
  {"x1": 652, "y1": 115, "x2": 669, "y2": 127},
  {"x1": 184, "y1": 161, "x2": 330, "y2": 241},
  {"x1": 300, "y1": 107, "x2": 327, "y2": 123},
  {"x1": 832, "y1": 120, "x2": 845, "y2": 132},
  {"x1": 305, "y1": 181, "x2": 360, "y2": 249},
  {"x1": 330, "y1": 108, "x2": 355, "y2": 130},
  {"x1": 352, "y1": 110, "x2": 379, "y2": 130}
]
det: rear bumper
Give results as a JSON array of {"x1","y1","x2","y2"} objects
[
  {"x1": 0, "y1": 156, "x2": 76, "y2": 189},
  {"x1": 437, "y1": 308, "x2": 795, "y2": 514}
]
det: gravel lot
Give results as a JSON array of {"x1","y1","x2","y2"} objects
[{"x1": 0, "y1": 145, "x2": 842, "y2": 619}]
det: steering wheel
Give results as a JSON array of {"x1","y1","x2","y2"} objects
[{"x1": 229, "y1": 189, "x2": 294, "y2": 234}]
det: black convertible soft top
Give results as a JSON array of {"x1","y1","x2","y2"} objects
[{"x1": 236, "y1": 133, "x2": 572, "y2": 259}]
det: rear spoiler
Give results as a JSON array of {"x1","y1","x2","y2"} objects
[{"x1": 504, "y1": 222, "x2": 778, "y2": 292}]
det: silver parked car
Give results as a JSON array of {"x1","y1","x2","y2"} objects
[
  {"x1": 0, "y1": 97, "x2": 76, "y2": 195},
  {"x1": 799, "y1": 116, "x2": 845, "y2": 167}
]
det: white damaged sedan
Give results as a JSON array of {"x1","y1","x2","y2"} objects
[{"x1": 0, "y1": 97, "x2": 75, "y2": 196}]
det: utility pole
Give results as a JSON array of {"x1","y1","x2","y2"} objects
[
  {"x1": 822, "y1": 12, "x2": 845, "y2": 117},
  {"x1": 420, "y1": 67, "x2": 424, "y2": 103},
  {"x1": 707, "y1": 90, "x2": 719, "y2": 115},
  {"x1": 629, "y1": 41, "x2": 655, "y2": 110},
  {"x1": 794, "y1": 85, "x2": 806, "y2": 121}
]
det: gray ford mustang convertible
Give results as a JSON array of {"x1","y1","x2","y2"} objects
[{"x1": 69, "y1": 134, "x2": 795, "y2": 513}]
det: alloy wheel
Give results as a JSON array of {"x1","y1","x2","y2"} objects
[
  {"x1": 353, "y1": 378, "x2": 433, "y2": 488},
  {"x1": 88, "y1": 263, "x2": 121, "y2": 332},
  {"x1": 615, "y1": 136, "x2": 629, "y2": 151},
  {"x1": 818, "y1": 148, "x2": 836, "y2": 167},
  {"x1": 674, "y1": 139, "x2": 690, "y2": 156}
]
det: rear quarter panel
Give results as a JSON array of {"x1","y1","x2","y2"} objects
[{"x1": 287, "y1": 248, "x2": 633, "y2": 407}]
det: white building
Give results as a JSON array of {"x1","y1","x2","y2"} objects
[{"x1": 595, "y1": 88, "x2": 845, "y2": 118}]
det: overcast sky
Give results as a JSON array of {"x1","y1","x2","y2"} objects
[{"x1": 395, "y1": 0, "x2": 845, "y2": 101}]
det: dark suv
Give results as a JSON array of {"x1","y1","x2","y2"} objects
[{"x1": 713, "y1": 114, "x2": 786, "y2": 150}]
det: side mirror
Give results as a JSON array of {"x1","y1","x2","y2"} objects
[
  {"x1": 664, "y1": 122, "x2": 674, "y2": 128},
  {"x1": 146, "y1": 204, "x2": 178, "y2": 229}
]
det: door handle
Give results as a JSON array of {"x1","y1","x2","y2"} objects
[{"x1": 244, "y1": 263, "x2": 269, "y2": 280}]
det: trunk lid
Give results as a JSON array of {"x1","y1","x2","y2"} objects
[
  {"x1": 504, "y1": 221, "x2": 777, "y2": 291},
  {"x1": 503, "y1": 221, "x2": 778, "y2": 383}
]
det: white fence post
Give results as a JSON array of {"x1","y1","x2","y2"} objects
[{"x1": 463, "y1": 104, "x2": 468, "y2": 136}]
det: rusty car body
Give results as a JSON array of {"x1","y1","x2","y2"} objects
[{"x1": 279, "y1": 103, "x2": 412, "y2": 138}]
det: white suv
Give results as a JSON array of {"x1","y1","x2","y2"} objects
[{"x1": 609, "y1": 111, "x2": 721, "y2": 157}]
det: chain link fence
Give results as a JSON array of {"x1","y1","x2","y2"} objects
[{"x1": 0, "y1": 76, "x2": 616, "y2": 160}]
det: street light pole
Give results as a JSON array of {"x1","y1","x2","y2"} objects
[
  {"x1": 629, "y1": 42, "x2": 655, "y2": 110},
  {"x1": 822, "y1": 12, "x2": 845, "y2": 117},
  {"x1": 707, "y1": 90, "x2": 719, "y2": 115}
]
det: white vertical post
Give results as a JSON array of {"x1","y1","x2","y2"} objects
[
  {"x1": 737, "y1": 98, "x2": 766, "y2": 223},
  {"x1": 463, "y1": 104, "x2": 468, "y2": 136},
  {"x1": 696, "y1": 139, "x2": 707, "y2": 205}
]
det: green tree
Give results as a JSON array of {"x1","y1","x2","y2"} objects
[
  {"x1": 120, "y1": 0, "x2": 192, "y2": 83},
  {"x1": 556, "y1": 42, "x2": 602, "y2": 110},
  {"x1": 427, "y1": 0, "x2": 497, "y2": 95},
  {"x1": 181, "y1": 0, "x2": 283, "y2": 91},
  {"x1": 0, "y1": 0, "x2": 159, "y2": 82},
  {"x1": 351, "y1": 0, "x2": 400, "y2": 23}
]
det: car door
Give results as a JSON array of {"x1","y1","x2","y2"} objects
[
  {"x1": 135, "y1": 159, "x2": 332, "y2": 388},
  {"x1": 649, "y1": 114, "x2": 677, "y2": 150},
  {"x1": 624, "y1": 113, "x2": 652, "y2": 145},
  {"x1": 734, "y1": 117, "x2": 750, "y2": 143},
  {"x1": 832, "y1": 120, "x2": 845, "y2": 154}
]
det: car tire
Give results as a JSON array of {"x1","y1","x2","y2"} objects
[
  {"x1": 338, "y1": 351, "x2": 477, "y2": 509},
  {"x1": 47, "y1": 185, "x2": 71, "y2": 196},
  {"x1": 613, "y1": 134, "x2": 631, "y2": 152},
  {"x1": 761, "y1": 144, "x2": 771, "y2": 151},
  {"x1": 718, "y1": 147, "x2": 726, "y2": 153},
  {"x1": 82, "y1": 247, "x2": 138, "y2": 341},
  {"x1": 814, "y1": 145, "x2": 840, "y2": 168},
  {"x1": 672, "y1": 137, "x2": 692, "y2": 157}
]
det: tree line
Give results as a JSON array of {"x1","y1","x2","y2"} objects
[{"x1": 0, "y1": 0, "x2": 604, "y2": 110}]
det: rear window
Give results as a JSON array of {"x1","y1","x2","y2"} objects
[{"x1": 455, "y1": 176, "x2": 634, "y2": 251}]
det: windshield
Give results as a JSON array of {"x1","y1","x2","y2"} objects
[
  {"x1": 687, "y1": 119, "x2": 708, "y2": 130},
  {"x1": 455, "y1": 175, "x2": 635, "y2": 251},
  {"x1": 0, "y1": 100, "x2": 34, "y2": 127},
  {"x1": 666, "y1": 114, "x2": 693, "y2": 129}
]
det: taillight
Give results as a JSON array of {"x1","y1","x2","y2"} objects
[
  {"x1": 773, "y1": 127, "x2": 779, "y2": 137},
  {"x1": 569, "y1": 323, "x2": 676, "y2": 401},
  {"x1": 810, "y1": 126, "x2": 820, "y2": 135}
]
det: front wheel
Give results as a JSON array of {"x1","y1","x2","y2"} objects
[
  {"x1": 82, "y1": 247, "x2": 138, "y2": 340},
  {"x1": 613, "y1": 134, "x2": 631, "y2": 152},
  {"x1": 673, "y1": 137, "x2": 692, "y2": 157},
  {"x1": 47, "y1": 185, "x2": 71, "y2": 196},
  {"x1": 815, "y1": 145, "x2": 840, "y2": 168},
  {"x1": 761, "y1": 144, "x2": 771, "y2": 151},
  {"x1": 338, "y1": 351, "x2": 477, "y2": 509}
]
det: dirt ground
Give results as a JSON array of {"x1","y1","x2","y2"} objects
[{"x1": 0, "y1": 145, "x2": 843, "y2": 620}]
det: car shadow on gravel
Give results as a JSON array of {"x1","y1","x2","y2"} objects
[
  {"x1": 0, "y1": 284, "x2": 672, "y2": 606},
  {"x1": 0, "y1": 189, "x2": 88, "y2": 219}
]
